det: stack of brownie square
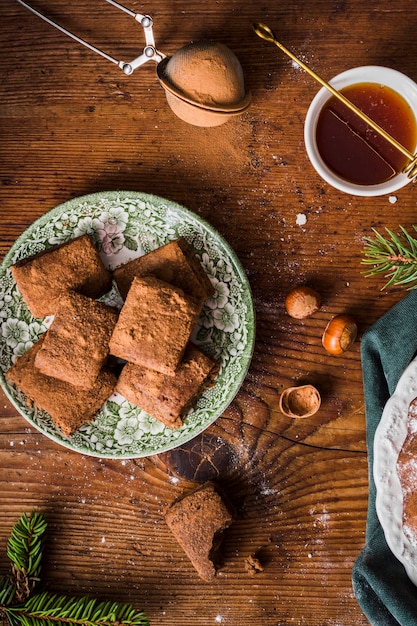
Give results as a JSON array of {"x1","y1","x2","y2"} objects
[
  {"x1": 111, "y1": 237, "x2": 219, "y2": 429},
  {"x1": 7, "y1": 235, "x2": 118, "y2": 436},
  {"x1": 6, "y1": 234, "x2": 219, "y2": 437}
]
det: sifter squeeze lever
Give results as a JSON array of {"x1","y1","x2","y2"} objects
[{"x1": 15, "y1": 0, "x2": 166, "y2": 74}]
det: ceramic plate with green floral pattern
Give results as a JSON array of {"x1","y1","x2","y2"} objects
[{"x1": 0, "y1": 191, "x2": 255, "y2": 458}]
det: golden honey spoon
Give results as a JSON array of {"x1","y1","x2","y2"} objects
[{"x1": 253, "y1": 22, "x2": 417, "y2": 180}]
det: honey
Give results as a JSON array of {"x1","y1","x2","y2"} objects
[{"x1": 316, "y1": 82, "x2": 417, "y2": 185}]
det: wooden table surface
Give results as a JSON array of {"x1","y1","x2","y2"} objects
[{"x1": 2, "y1": 0, "x2": 417, "y2": 624}]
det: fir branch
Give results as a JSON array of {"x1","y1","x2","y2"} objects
[
  {"x1": 362, "y1": 225, "x2": 417, "y2": 289},
  {"x1": 1, "y1": 513, "x2": 149, "y2": 626},
  {"x1": 3, "y1": 593, "x2": 149, "y2": 626},
  {"x1": 7, "y1": 512, "x2": 47, "y2": 578},
  {"x1": 7, "y1": 512, "x2": 47, "y2": 604}
]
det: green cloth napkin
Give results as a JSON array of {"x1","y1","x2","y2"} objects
[{"x1": 353, "y1": 290, "x2": 417, "y2": 625}]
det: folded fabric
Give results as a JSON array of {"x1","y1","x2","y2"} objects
[{"x1": 353, "y1": 290, "x2": 417, "y2": 625}]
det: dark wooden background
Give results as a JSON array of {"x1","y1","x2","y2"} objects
[{"x1": 1, "y1": 0, "x2": 416, "y2": 623}]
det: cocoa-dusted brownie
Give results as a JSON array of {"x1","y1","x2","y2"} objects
[
  {"x1": 6, "y1": 337, "x2": 117, "y2": 437},
  {"x1": 165, "y1": 482, "x2": 234, "y2": 581},
  {"x1": 113, "y1": 237, "x2": 214, "y2": 304},
  {"x1": 109, "y1": 275, "x2": 201, "y2": 375},
  {"x1": 11, "y1": 235, "x2": 112, "y2": 318},
  {"x1": 34, "y1": 291, "x2": 118, "y2": 388},
  {"x1": 116, "y1": 343, "x2": 219, "y2": 428}
]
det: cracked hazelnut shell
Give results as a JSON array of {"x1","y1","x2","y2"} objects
[{"x1": 279, "y1": 384, "x2": 321, "y2": 418}]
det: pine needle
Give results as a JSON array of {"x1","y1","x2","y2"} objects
[{"x1": 0, "y1": 575, "x2": 16, "y2": 605}]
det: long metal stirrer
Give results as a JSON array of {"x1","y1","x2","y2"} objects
[{"x1": 253, "y1": 22, "x2": 417, "y2": 179}]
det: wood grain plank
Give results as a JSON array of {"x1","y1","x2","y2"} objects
[{"x1": 2, "y1": 0, "x2": 415, "y2": 623}]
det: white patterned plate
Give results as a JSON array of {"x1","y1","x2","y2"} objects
[
  {"x1": 374, "y1": 355, "x2": 417, "y2": 585},
  {"x1": 0, "y1": 191, "x2": 255, "y2": 458}
]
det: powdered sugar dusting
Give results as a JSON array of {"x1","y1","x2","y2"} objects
[{"x1": 296, "y1": 213, "x2": 307, "y2": 226}]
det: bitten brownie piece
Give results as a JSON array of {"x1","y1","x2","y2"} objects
[
  {"x1": 165, "y1": 482, "x2": 234, "y2": 581},
  {"x1": 113, "y1": 237, "x2": 214, "y2": 304},
  {"x1": 6, "y1": 337, "x2": 117, "y2": 437},
  {"x1": 35, "y1": 291, "x2": 118, "y2": 388},
  {"x1": 109, "y1": 275, "x2": 201, "y2": 375},
  {"x1": 116, "y1": 343, "x2": 219, "y2": 428},
  {"x1": 11, "y1": 235, "x2": 112, "y2": 318}
]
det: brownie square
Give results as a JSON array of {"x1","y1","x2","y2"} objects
[
  {"x1": 109, "y1": 275, "x2": 201, "y2": 375},
  {"x1": 6, "y1": 337, "x2": 117, "y2": 437},
  {"x1": 116, "y1": 343, "x2": 219, "y2": 428},
  {"x1": 11, "y1": 235, "x2": 112, "y2": 318},
  {"x1": 113, "y1": 237, "x2": 214, "y2": 304},
  {"x1": 34, "y1": 291, "x2": 118, "y2": 388}
]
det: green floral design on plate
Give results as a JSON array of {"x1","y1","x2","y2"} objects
[{"x1": 0, "y1": 191, "x2": 255, "y2": 458}]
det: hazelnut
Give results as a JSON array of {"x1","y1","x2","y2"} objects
[
  {"x1": 279, "y1": 384, "x2": 321, "y2": 418},
  {"x1": 322, "y1": 314, "x2": 357, "y2": 355},
  {"x1": 285, "y1": 286, "x2": 321, "y2": 319}
]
